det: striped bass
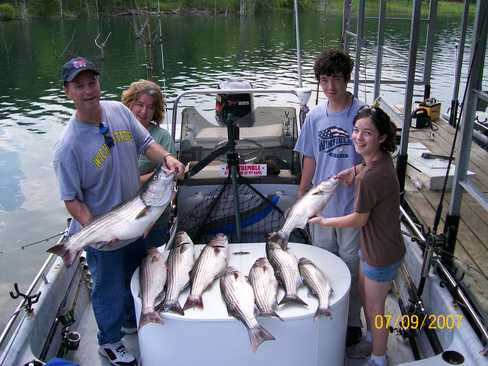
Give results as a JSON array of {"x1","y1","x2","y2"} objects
[
  {"x1": 139, "y1": 249, "x2": 167, "y2": 329},
  {"x1": 220, "y1": 267, "x2": 275, "y2": 352},
  {"x1": 278, "y1": 176, "x2": 338, "y2": 248},
  {"x1": 249, "y1": 257, "x2": 282, "y2": 321},
  {"x1": 298, "y1": 257, "x2": 333, "y2": 320},
  {"x1": 47, "y1": 166, "x2": 175, "y2": 266},
  {"x1": 158, "y1": 231, "x2": 195, "y2": 315},
  {"x1": 266, "y1": 233, "x2": 307, "y2": 307},
  {"x1": 183, "y1": 233, "x2": 229, "y2": 311}
]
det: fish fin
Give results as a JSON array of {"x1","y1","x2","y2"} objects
[
  {"x1": 157, "y1": 301, "x2": 184, "y2": 316},
  {"x1": 154, "y1": 291, "x2": 166, "y2": 309},
  {"x1": 271, "y1": 231, "x2": 288, "y2": 250},
  {"x1": 272, "y1": 310, "x2": 284, "y2": 322},
  {"x1": 283, "y1": 207, "x2": 291, "y2": 219},
  {"x1": 278, "y1": 294, "x2": 308, "y2": 307},
  {"x1": 135, "y1": 207, "x2": 149, "y2": 219},
  {"x1": 248, "y1": 325, "x2": 275, "y2": 352},
  {"x1": 314, "y1": 307, "x2": 332, "y2": 321},
  {"x1": 261, "y1": 310, "x2": 284, "y2": 322},
  {"x1": 183, "y1": 295, "x2": 203, "y2": 311},
  {"x1": 139, "y1": 310, "x2": 164, "y2": 330}
]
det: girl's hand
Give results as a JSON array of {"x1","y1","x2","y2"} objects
[
  {"x1": 335, "y1": 167, "x2": 355, "y2": 186},
  {"x1": 308, "y1": 216, "x2": 328, "y2": 226}
]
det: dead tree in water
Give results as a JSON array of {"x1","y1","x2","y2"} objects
[
  {"x1": 95, "y1": 32, "x2": 111, "y2": 59},
  {"x1": 131, "y1": 2, "x2": 158, "y2": 80}
]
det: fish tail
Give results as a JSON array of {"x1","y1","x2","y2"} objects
[
  {"x1": 139, "y1": 310, "x2": 164, "y2": 330},
  {"x1": 46, "y1": 242, "x2": 67, "y2": 257},
  {"x1": 278, "y1": 294, "x2": 308, "y2": 307},
  {"x1": 47, "y1": 243, "x2": 80, "y2": 267},
  {"x1": 314, "y1": 306, "x2": 332, "y2": 320},
  {"x1": 260, "y1": 309, "x2": 284, "y2": 322},
  {"x1": 248, "y1": 324, "x2": 275, "y2": 352},
  {"x1": 183, "y1": 295, "x2": 203, "y2": 311},
  {"x1": 157, "y1": 300, "x2": 184, "y2": 316}
]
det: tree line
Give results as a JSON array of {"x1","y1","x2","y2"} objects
[{"x1": 0, "y1": 0, "x2": 473, "y2": 20}]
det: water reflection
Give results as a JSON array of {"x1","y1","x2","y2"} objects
[{"x1": 0, "y1": 148, "x2": 24, "y2": 211}]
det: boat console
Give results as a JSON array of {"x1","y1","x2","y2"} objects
[{"x1": 130, "y1": 243, "x2": 351, "y2": 366}]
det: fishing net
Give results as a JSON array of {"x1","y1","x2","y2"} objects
[{"x1": 178, "y1": 183, "x2": 307, "y2": 244}]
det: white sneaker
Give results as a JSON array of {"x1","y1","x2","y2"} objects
[
  {"x1": 346, "y1": 337, "x2": 373, "y2": 359},
  {"x1": 99, "y1": 341, "x2": 138, "y2": 366},
  {"x1": 121, "y1": 326, "x2": 138, "y2": 335},
  {"x1": 368, "y1": 355, "x2": 389, "y2": 366}
]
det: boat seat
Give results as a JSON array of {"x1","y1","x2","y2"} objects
[{"x1": 193, "y1": 123, "x2": 284, "y2": 149}]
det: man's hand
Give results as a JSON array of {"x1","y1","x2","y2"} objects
[{"x1": 165, "y1": 155, "x2": 185, "y2": 177}]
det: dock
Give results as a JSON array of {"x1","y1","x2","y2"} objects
[{"x1": 390, "y1": 106, "x2": 488, "y2": 315}]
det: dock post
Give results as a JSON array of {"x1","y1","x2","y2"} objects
[
  {"x1": 423, "y1": 0, "x2": 437, "y2": 100},
  {"x1": 397, "y1": 0, "x2": 422, "y2": 199},
  {"x1": 445, "y1": 0, "x2": 488, "y2": 260}
]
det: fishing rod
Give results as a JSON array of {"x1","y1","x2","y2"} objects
[{"x1": 0, "y1": 231, "x2": 66, "y2": 256}]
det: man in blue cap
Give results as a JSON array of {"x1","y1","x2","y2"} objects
[{"x1": 54, "y1": 56, "x2": 184, "y2": 366}]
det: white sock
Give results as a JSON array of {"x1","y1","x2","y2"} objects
[
  {"x1": 365, "y1": 330, "x2": 372, "y2": 343},
  {"x1": 370, "y1": 354, "x2": 386, "y2": 366}
]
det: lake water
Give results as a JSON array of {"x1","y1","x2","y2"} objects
[{"x1": 0, "y1": 10, "x2": 486, "y2": 329}]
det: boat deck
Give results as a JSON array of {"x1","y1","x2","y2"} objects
[{"x1": 392, "y1": 110, "x2": 488, "y2": 316}]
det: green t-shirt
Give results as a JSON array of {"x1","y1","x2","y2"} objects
[
  {"x1": 138, "y1": 124, "x2": 176, "y2": 175},
  {"x1": 138, "y1": 123, "x2": 176, "y2": 233}
]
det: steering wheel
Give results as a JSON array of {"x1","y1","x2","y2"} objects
[{"x1": 214, "y1": 138, "x2": 264, "y2": 163}]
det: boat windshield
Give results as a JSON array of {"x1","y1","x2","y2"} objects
[{"x1": 177, "y1": 97, "x2": 301, "y2": 179}]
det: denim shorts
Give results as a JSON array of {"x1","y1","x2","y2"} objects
[{"x1": 360, "y1": 252, "x2": 402, "y2": 282}]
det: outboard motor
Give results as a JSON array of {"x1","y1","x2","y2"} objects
[{"x1": 216, "y1": 79, "x2": 254, "y2": 127}]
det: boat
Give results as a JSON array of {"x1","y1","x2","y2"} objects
[{"x1": 1, "y1": 0, "x2": 488, "y2": 365}]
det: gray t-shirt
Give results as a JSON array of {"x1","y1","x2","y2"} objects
[
  {"x1": 294, "y1": 97, "x2": 363, "y2": 217},
  {"x1": 53, "y1": 100, "x2": 154, "y2": 235}
]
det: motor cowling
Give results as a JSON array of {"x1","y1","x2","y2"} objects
[{"x1": 216, "y1": 79, "x2": 254, "y2": 126}]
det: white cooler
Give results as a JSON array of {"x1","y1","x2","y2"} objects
[{"x1": 130, "y1": 242, "x2": 351, "y2": 366}]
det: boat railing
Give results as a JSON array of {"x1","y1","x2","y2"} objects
[
  {"x1": 0, "y1": 253, "x2": 57, "y2": 358},
  {"x1": 169, "y1": 88, "x2": 312, "y2": 142},
  {"x1": 400, "y1": 206, "x2": 488, "y2": 351}
]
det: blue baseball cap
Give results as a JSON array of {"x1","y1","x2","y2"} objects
[{"x1": 62, "y1": 57, "x2": 99, "y2": 83}]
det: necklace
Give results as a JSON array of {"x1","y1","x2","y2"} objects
[{"x1": 325, "y1": 93, "x2": 354, "y2": 118}]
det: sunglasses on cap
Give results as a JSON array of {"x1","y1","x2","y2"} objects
[{"x1": 99, "y1": 122, "x2": 114, "y2": 149}]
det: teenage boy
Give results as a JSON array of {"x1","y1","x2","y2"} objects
[{"x1": 294, "y1": 48, "x2": 364, "y2": 347}]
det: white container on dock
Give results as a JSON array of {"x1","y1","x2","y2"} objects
[{"x1": 130, "y1": 242, "x2": 351, "y2": 366}]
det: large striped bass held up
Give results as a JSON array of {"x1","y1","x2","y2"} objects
[
  {"x1": 183, "y1": 233, "x2": 229, "y2": 311},
  {"x1": 298, "y1": 257, "x2": 333, "y2": 320},
  {"x1": 139, "y1": 249, "x2": 167, "y2": 329},
  {"x1": 157, "y1": 231, "x2": 195, "y2": 315},
  {"x1": 277, "y1": 176, "x2": 338, "y2": 248},
  {"x1": 266, "y1": 233, "x2": 307, "y2": 307},
  {"x1": 220, "y1": 267, "x2": 275, "y2": 352},
  {"x1": 249, "y1": 257, "x2": 282, "y2": 321},
  {"x1": 47, "y1": 166, "x2": 175, "y2": 266}
]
